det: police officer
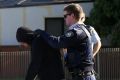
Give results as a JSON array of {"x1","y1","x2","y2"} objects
[
  {"x1": 16, "y1": 27, "x2": 65, "y2": 80},
  {"x1": 80, "y1": 12, "x2": 101, "y2": 57},
  {"x1": 38, "y1": 3, "x2": 96, "y2": 80}
]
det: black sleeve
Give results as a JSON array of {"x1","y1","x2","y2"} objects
[
  {"x1": 25, "y1": 38, "x2": 42, "y2": 80},
  {"x1": 40, "y1": 30, "x2": 77, "y2": 48},
  {"x1": 35, "y1": 29, "x2": 87, "y2": 49}
]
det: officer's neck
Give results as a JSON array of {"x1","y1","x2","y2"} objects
[
  {"x1": 69, "y1": 20, "x2": 84, "y2": 30},
  {"x1": 69, "y1": 20, "x2": 84, "y2": 26}
]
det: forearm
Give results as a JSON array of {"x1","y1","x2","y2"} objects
[
  {"x1": 93, "y1": 41, "x2": 101, "y2": 57},
  {"x1": 34, "y1": 29, "x2": 60, "y2": 48},
  {"x1": 40, "y1": 31, "x2": 71, "y2": 48},
  {"x1": 41, "y1": 32, "x2": 61, "y2": 48},
  {"x1": 36, "y1": 29, "x2": 76, "y2": 49}
]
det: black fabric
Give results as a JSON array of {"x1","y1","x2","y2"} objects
[
  {"x1": 25, "y1": 30, "x2": 64, "y2": 80},
  {"x1": 16, "y1": 27, "x2": 34, "y2": 44},
  {"x1": 84, "y1": 25, "x2": 92, "y2": 36},
  {"x1": 39, "y1": 24, "x2": 93, "y2": 71}
]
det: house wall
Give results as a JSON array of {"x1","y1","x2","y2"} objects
[{"x1": 0, "y1": 2, "x2": 93, "y2": 45}]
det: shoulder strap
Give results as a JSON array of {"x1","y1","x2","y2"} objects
[
  {"x1": 79, "y1": 24, "x2": 91, "y2": 39},
  {"x1": 84, "y1": 25, "x2": 93, "y2": 36}
]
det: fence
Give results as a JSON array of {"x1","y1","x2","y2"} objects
[
  {"x1": 0, "y1": 46, "x2": 30, "y2": 80},
  {"x1": 96, "y1": 47, "x2": 120, "y2": 80},
  {"x1": 0, "y1": 46, "x2": 120, "y2": 80}
]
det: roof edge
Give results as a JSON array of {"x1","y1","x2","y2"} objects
[{"x1": 0, "y1": 0, "x2": 94, "y2": 9}]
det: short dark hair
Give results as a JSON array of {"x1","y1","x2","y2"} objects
[
  {"x1": 16, "y1": 26, "x2": 34, "y2": 45},
  {"x1": 64, "y1": 3, "x2": 84, "y2": 21}
]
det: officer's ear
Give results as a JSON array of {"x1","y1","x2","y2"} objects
[{"x1": 81, "y1": 17, "x2": 85, "y2": 22}]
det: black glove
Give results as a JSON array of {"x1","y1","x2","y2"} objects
[{"x1": 34, "y1": 29, "x2": 44, "y2": 35}]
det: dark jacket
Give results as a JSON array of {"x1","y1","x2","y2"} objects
[
  {"x1": 39, "y1": 24, "x2": 94, "y2": 71},
  {"x1": 25, "y1": 32, "x2": 64, "y2": 80}
]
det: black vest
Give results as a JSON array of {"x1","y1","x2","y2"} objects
[{"x1": 65, "y1": 24, "x2": 94, "y2": 71}]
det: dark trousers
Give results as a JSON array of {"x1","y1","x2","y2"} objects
[{"x1": 70, "y1": 69, "x2": 96, "y2": 80}]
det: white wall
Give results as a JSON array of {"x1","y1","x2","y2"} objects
[{"x1": 0, "y1": 2, "x2": 93, "y2": 45}]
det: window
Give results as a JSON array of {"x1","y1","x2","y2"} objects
[{"x1": 45, "y1": 18, "x2": 64, "y2": 36}]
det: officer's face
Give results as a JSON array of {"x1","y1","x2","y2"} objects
[{"x1": 64, "y1": 11, "x2": 73, "y2": 27}]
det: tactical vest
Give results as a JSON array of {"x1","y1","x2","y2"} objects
[{"x1": 65, "y1": 24, "x2": 93, "y2": 71}]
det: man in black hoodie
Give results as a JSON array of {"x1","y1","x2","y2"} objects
[{"x1": 16, "y1": 27, "x2": 64, "y2": 80}]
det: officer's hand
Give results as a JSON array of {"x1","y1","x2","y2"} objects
[
  {"x1": 34, "y1": 29, "x2": 44, "y2": 35},
  {"x1": 33, "y1": 29, "x2": 45, "y2": 38}
]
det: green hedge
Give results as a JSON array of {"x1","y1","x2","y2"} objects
[{"x1": 87, "y1": 0, "x2": 120, "y2": 46}]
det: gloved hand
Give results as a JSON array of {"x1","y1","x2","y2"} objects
[
  {"x1": 34, "y1": 29, "x2": 44, "y2": 35},
  {"x1": 33, "y1": 29, "x2": 44, "y2": 38}
]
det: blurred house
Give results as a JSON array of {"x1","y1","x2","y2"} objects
[{"x1": 0, "y1": 0, "x2": 94, "y2": 45}]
